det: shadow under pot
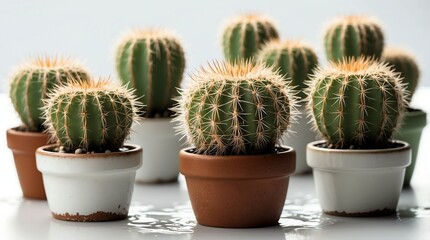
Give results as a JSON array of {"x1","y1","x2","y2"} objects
[
  {"x1": 393, "y1": 108, "x2": 427, "y2": 187},
  {"x1": 36, "y1": 144, "x2": 142, "y2": 222},
  {"x1": 307, "y1": 140, "x2": 411, "y2": 217},
  {"x1": 6, "y1": 127, "x2": 49, "y2": 200},
  {"x1": 179, "y1": 146, "x2": 296, "y2": 228}
]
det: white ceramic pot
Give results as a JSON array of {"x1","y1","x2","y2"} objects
[
  {"x1": 307, "y1": 140, "x2": 411, "y2": 217},
  {"x1": 36, "y1": 144, "x2": 142, "y2": 222},
  {"x1": 281, "y1": 105, "x2": 319, "y2": 174},
  {"x1": 128, "y1": 118, "x2": 184, "y2": 183}
]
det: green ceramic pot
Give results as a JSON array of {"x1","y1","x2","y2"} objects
[{"x1": 394, "y1": 108, "x2": 427, "y2": 187}]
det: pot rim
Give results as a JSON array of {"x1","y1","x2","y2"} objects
[
  {"x1": 36, "y1": 144, "x2": 142, "y2": 175},
  {"x1": 307, "y1": 140, "x2": 411, "y2": 170},
  {"x1": 307, "y1": 140, "x2": 410, "y2": 154},
  {"x1": 36, "y1": 143, "x2": 142, "y2": 159},
  {"x1": 402, "y1": 108, "x2": 427, "y2": 127},
  {"x1": 7, "y1": 126, "x2": 46, "y2": 137},
  {"x1": 179, "y1": 145, "x2": 296, "y2": 179}
]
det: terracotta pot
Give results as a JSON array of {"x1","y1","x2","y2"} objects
[
  {"x1": 128, "y1": 118, "x2": 184, "y2": 183},
  {"x1": 6, "y1": 127, "x2": 49, "y2": 199},
  {"x1": 393, "y1": 108, "x2": 427, "y2": 187},
  {"x1": 307, "y1": 140, "x2": 411, "y2": 217},
  {"x1": 179, "y1": 146, "x2": 296, "y2": 228},
  {"x1": 36, "y1": 144, "x2": 142, "y2": 222}
]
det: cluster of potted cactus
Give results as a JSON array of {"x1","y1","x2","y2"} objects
[
  {"x1": 4, "y1": 12, "x2": 425, "y2": 227},
  {"x1": 7, "y1": 56, "x2": 90, "y2": 199},
  {"x1": 305, "y1": 15, "x2": 425, "y2": 215}
]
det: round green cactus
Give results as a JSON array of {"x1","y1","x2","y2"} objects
[
  {"x1": 173, "y1": 60, "x2": 298, "y2": 155},
  {"x1": 222, "y1": 14, "x2": 279, "y2": 61},
  {"x1": 258, "y1": 40, "x2": 319, "y2": 100},
  {"x1": 115, "y1": 29, "x2": 186, "y2": 118},
  {"x1": 324, "y1": 16, "x2": 384, "y2": 62},
  {"x1": 43, "y1": 79, "x2": 141, "y2": 152},
  {"x1": 382, "y1": 47, "x2": 420, "y2": 103},
  {"x1": 307, "y1": 57, "x2": 407, "y2": 149},
  {"x1": 9, "y1": 56, "x2": 90, "y2": 132}
]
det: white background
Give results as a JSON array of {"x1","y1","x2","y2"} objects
[{"x1": 0, "y1": 0, "x2": 429, "y2": 93}]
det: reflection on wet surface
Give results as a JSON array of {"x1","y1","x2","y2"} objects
[
  {"x1": 128, "y1": 191, "x2": 430, "y2": 237},
  {"x1": 127, "y1": 193, "x2": 335, "y2": 236},
  {"x1": 397, "y1": 207, "x2": 430, "y2": 219},
  {"x1": 280, "y1": 193, "x2": 335, "y2": 234},
  {"x1": 128, "y1": 204, "x2": 195, "y2": 235}
]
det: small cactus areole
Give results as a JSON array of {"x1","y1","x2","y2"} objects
[
  {"x1": 222, "y1": 14, "x2": 279, "y2": 61},
  {"x1": 174, "y1": 60, "x2": 298, "y2": 155},
  {"x1": 9, "y1": 56, "x2": 90, "y2": 132},
  {"x1": 382, "y1": 47, "x2": 420, "y2": 103},
  {"x1": 324, "y1": 16, "x2": 384, "y2": 62},
  {"x1": 307, "y1": 57, "x2": 407, "y2": 149},
  {"x1": 115, "y1": 29, "x2": 185, "y2": 118},
  {"x1": 44, "y1": 79, "x2": 140, "y2": 153},
  {"x1": 258, "y1": 40, "x2": 319, "y2": 100}
]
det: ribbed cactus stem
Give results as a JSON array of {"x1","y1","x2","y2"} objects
[
  {"x1": 324, "y1": 16, "x2": 384, "y2": 62},
  {"x1": 382, "y1": 47, "x2": 420, "y2": 103},
  {"x1": 43, "y1": 79, "x2": 141, "y2": 152},
  {"x1": 174, "y1": 60, "x2": 298, "y2": 155},
  {"x1": 258, "y1": 40, "x2": 318, "y2": 100},
  {"x1": 307, "y1": 57, "x2": 407, "y2": 149},
  {"x1": 222, "y1": 14, "x2": 279, "y2": 61},
  {"x1": 116, "y1": 29, "x2": 185, "y2": 118},
  {"x1": 9, "y1": 56, "x2": 90, "y2": 132}
]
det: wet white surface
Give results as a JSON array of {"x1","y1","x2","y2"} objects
[{"x1": 1, "y1": 89, "x2": 430, "y2": 240}]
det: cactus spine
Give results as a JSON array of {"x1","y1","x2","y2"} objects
[
  {"x1": 258, "y1": 40, "x2": 318, "y2": 100},
  {"x1": 324, "y1": 16, "x2": 384, "y2": 62},
  {"x1": 116, "y1": 29, "x2": 185, "y2": 118},
  {"x1": 174, "y1": 60, "x2": 298, "y2": 155},
  {"x1": 43, "y1": 79, "x2": 140, "y2": 152},
  {"x1": 382, "y1": 47, "x2": 420, "y2": 103},
  {"x1": 9, "y1": 56, "x2": 90, "y2": 132},
  {"x1": 222, "y1": 14, "x2": 279, "y2": 61},
  {"x1": 307, "y1": 57, "x2": 407, "y2": 149}
]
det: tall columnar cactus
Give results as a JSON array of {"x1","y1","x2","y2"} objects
[
  {"x1": 307, "y1": 57, "x2": 407, "y2": 149},
  {"x1": 258, "y1": 40, "x2": 319, "y2": 100},
  {"x1": 115, "y1": 29, "x2": 185, "y2": 118},
  {"x1": 43, "y1": 79, "x2": 141, "y2": 153},
  {"x1": 324, "y1": 16, "x2": 384, "y2": 62},
  {"x1": 9, "y1": 56, "x2": 90, "y2": 132},
  {"x1": 382, "y1": 47, "x2": 420, "y2": 103},
  {"x1": 173, "y1": 60, "x2": 298, "y2": 155},
  {"x1": 222, "y1": 14, "x2": 279, "y2": 61}
]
